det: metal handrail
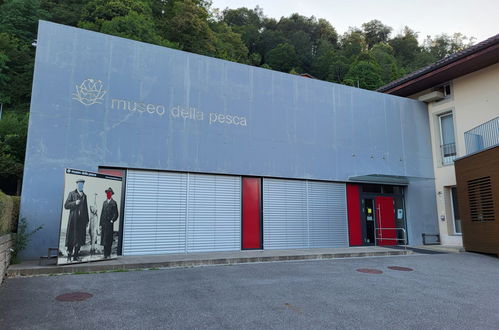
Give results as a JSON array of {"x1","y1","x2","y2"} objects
[
  {"x1": 440, "y1": 142, "x2": 457, "y2": 165},
  {"x1": 464, "y1": 116, "x2": 499, "y2": 154},
  {"x1": 375, "y1": 227, "x2": 407, "y2": 250}
]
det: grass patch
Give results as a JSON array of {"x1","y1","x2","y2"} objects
[
  {"x1": 111, "y1": 269, "x2": 129, "y2": 273},
  {"x1": 67, "y1": 267, "x2": 164, "y2": 276}
]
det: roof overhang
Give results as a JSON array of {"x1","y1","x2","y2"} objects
[
  {"x1": 348, "y1": 174, "x2": 435, "y2": 185},
  {"x1": 378, "y1": 34, "x2": 499, "y2": 97},
  {"x1": 348, "y1": 175, "x2": 410, "y2": 185}
]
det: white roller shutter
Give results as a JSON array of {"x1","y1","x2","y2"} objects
[
  {"x1": 187, "y1": 174, "x2": 241, "y2": 252},
  {"x1": 308, "y1": 181, "x2": 348, "y2": 248},
  {"x1": 123, "y1": 170, "x2": 240, "y2": 255},
  {"x1": 123, "y1": 170, "x2": 187, "y2": 255},
  {"x1": 263, "y1": 178, "x2": 348, "y2": 249},
  {"x1": 155, "y1": 172, "x2": 188, "y2": 253},
  {"x1": 263, "y1": 179, "x2": 308, "y2": 249}
]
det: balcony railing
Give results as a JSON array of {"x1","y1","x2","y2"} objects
[
  {"x1": 464, "y1": 116, "x2": 499, "y2": 155},
  {"x1": 440, "y1": 142, "x2": 457, "y2": 165}
]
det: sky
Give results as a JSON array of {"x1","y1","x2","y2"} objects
[{"x1": 210, "y1": 0, "x2": 499, "y2": 43}]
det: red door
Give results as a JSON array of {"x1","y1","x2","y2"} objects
[
  {"x1": 375, "y1": 196, "x2": 397, "y2": 246},
  {"x1": 242, "y1": 177, "x2": 262, "y2": 249}
]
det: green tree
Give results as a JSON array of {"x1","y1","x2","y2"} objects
[
  {"x1": 222, "y1": 7, "x2": 264, "y2": 54},
  {"x1": 412, "y1": 51, "x2": 437, "y2": 71},
  {"x1": 40, "y1": 0, "x2": 85, "y2": 27},
  {"x1": 312, "y1": 48, "x2": 336, "y2": 80},
  {"x1": 315, "y1": 18, "x2": 338, "y2": 48},
  {"x1": 0, "y1": 53, "x2": 10, "y2": 104},
  {"x1": 0, "y1": 112, "x2": 28, "y2": 195},
  {"x1": 288, "y1": 30, "x2": 312, "y2": 70},
  {"x1": 78, "y1": 0, "x2": 172, "y2": 46},
  {"x1": 343, "y1": 60, "x2": 383, "y2": 90},
  {"x1": 389, "y1": 26, "x2": 420, "y2": 71},
  {"x1": 362, "y1": 20, "x2": 392, "y2": 49},
  {"x1": 276, "y1": 13, "x2": 315, "y2": 35},
  {"x1": 154, "y1": 0, "x2": 218, "y2": 56},
  {"x1": 340, "y1": 28, "x2": 367, "y2": 60},
  {"x1": 265, "y1": 43, "x2": 297, "y2": 72},
  {"x1": 423, "y1": 33, "x2": 474, "y2": 59},
  {"x1": 79, "y1": 0, "x2": 148, "y2": 27},
  {"x1": 0, "y1": 32, "x2": 35, "y2": 111},
  {"x1": 327, "y1": 56, "x2": 350, "y2": 83},
  {"x1": 100, "y1": 11, "x2": 175, "y2": 46},
  {"x1": 222, "y1": 6, "x2": 264, "y2": 27},
  {"x1": 210, "y1": 21, "x2": 249, "y2": 62},
  {"x1": 0, "y1": 0, "x2": 47, "y2": 112},
  {"x1": 370, "y1": 43, "x2": 402, "y2": 84},
  {"x1": 255, "y1": 29, "x2": 287, "y2": 62},
  {"x1": 0, "y1": 0, "x2": 50, "y2": 42}
]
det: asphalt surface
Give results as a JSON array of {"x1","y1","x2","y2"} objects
[{"x1": 1, "y1": 252, "x2": 499, "y2": 330}]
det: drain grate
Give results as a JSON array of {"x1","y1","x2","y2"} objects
[
  {"x1": 56, "y1": 292, "x2": 93, "y2": 302},
  {"x1": 388, "y1": 266, "x2": 413, "y2": 271},
  {"x1": 356, "y1": 268, "x2": 383, "y2": 274}
]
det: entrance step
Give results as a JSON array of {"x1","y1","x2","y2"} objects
[
  {"x1": 385, "y1": 245, "x2": 464, "y2": 254},
  {"x1": 7, "y1": 247, "x2": 411, "y2": 277}
]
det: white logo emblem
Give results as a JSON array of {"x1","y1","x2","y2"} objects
[{"x1": 72, "y1": 79, "x2": 107, "y2": 106}]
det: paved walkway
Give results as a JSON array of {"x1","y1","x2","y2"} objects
[
  {"x1": 1, "y1": 252, "x2": 497, "y2": 330},
  {"x1": 7, "y1": 246, "x2": 418, "y2": 277}
]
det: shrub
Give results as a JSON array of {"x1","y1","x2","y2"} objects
[
  {"x1": 0, "y1": 190, "x2": 14, "y2": 234},
  {"x1": 11, "y1": 195, "x2": 20, "y2": 232},
  {"x1": 11, "y1": 218, "x2": 42, "y2": 264}
]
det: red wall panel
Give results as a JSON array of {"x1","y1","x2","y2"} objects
[
  {"x1": 242, "y1": 177, "x2": 262, "y2": 249},
  {"x1": 347, "y1": 184, "x2": 362, "y2": 246},
  {"x1": 98, "y1": 168, "x2": 124, "y2": 177}
]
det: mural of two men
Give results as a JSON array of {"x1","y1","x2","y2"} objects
[{"x1": 63, "y1": 179, "x2": 119, "y2": 262}]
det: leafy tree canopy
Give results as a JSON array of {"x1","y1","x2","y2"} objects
[
  {"x1": 0, "y1": 0, "x2": 477, "y2": 193},
  {"x1": 0, "y1": 112, "x2": 28, "y2": 194},
  {"x1": 362, "y1": 19, "x2": 392, "y2": 49},
  {"x1": 265, "y1": 43, "x2": 297, "y2": 72},
  {"x1": 343, "y1": 60, "x2": 383, "y2": 90}
]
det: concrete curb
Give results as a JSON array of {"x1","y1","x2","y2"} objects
[
  {"x1": 413, "y1": 245, "x2": 465, "y2": 253},
  {"x1": 7, "y1": 250, "x2": 410, "y2": 277}
]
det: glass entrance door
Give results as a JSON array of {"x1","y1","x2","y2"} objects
[
  {"x1": 361, "y1": 198, "x2": 376, "y2": 245},
  {"x1": 359, "y1": 184, "x2": 407, "y2": 246}
]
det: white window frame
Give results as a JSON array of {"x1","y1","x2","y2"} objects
[{"x1": 437, "y1": 111, "x2": 457, "y2": 166}]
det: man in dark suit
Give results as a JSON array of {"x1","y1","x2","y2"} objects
[
  {"x1": 100, "y1": 187, "x2": 119, "y2": 258},
  {"x1": 64, "y1": 179, "x2": 89, "y2": 261}
]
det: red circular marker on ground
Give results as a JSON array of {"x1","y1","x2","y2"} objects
[
  {"x1": 56, "y1": 292, "x2": 93, "y2": 302},
  {"x1": 356, "y1": 268, "x2": 383, "y2": 274},
  {"x1": 388, "y1": 266, "x2": 413, "y2": 271}
]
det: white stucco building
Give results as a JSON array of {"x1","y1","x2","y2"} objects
[{"x1": 379, "y1": 34, "x2": 499, "y2": 245}]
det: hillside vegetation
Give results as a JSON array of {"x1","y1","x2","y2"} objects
[{"x1": 0, "y1": 0, "x2": 475, "y2": 194}]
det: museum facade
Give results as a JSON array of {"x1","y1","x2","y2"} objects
[{"x1": 20, "y1": 21, "x2": 438, "y2": 259}]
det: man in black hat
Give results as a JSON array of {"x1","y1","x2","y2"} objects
[
  {"x1": 64, "y1": 179, "x2": 89, "y2": 261},
  {"x1": 100, "y1": 187, "x2": 119, "y2": 258}
]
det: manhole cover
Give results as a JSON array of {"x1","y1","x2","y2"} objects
[
  {"x1": 388, "y1": 266, "x2": 413, "y2": 271},
  {"x1": 56, "y1": 292, "x2": 93, "y2": 302},
  {"x1": 356, "y1": 268, "x2": 383, "y2": 274}
]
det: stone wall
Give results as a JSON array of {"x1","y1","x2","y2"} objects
[{"x1": 0, "y1": 234, "x2": 13, "y2": 284}]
